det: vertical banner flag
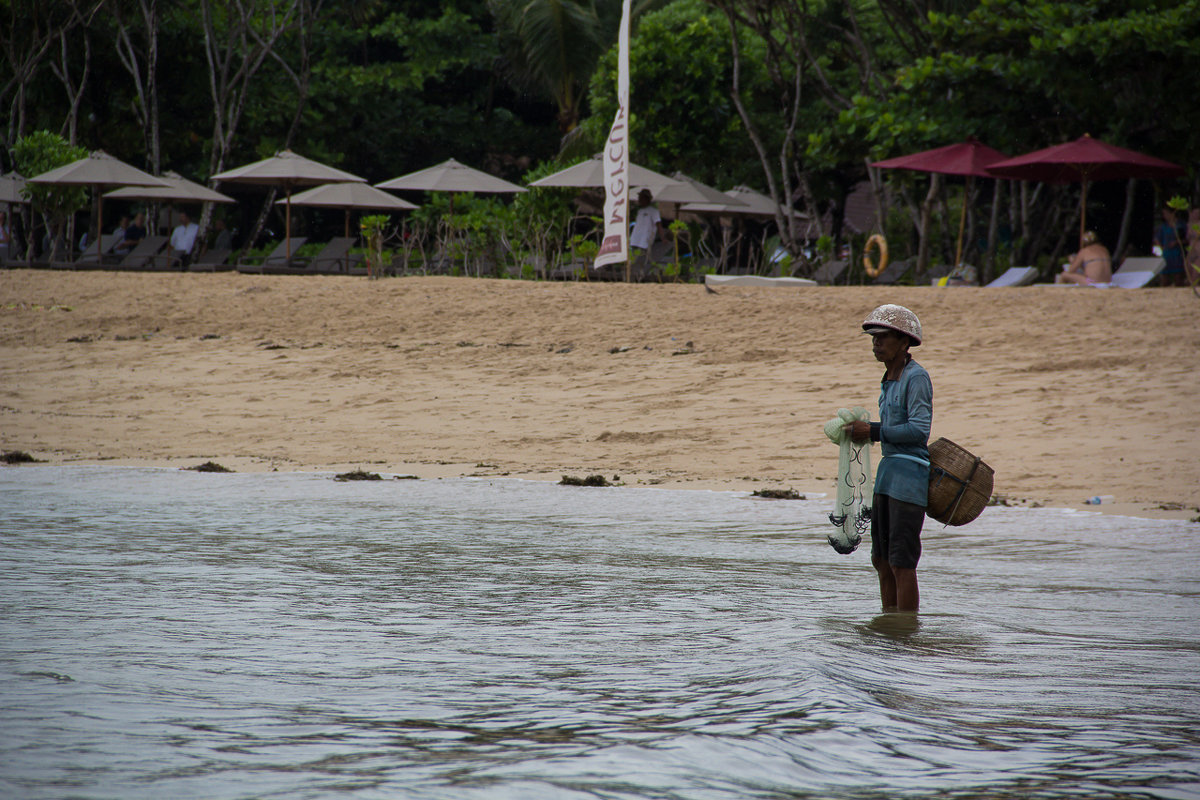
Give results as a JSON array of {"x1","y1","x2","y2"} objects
[{"x1": 595, "y1": 0, "x2": 632, "y2": 267}]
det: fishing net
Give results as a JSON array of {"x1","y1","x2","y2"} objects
[{"x1": 822, "y1": 407, "x2": 873, "y2": 554}]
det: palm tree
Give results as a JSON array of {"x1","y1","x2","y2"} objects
[{"x1": 491, "y1": 0, "x2": 604, "y2": 133}]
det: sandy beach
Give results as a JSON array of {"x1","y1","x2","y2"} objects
[{"x1": 2, "y1": 270, "x2": 1197, "y2": 520}]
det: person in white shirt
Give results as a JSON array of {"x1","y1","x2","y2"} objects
[
  {"x1": 170, "y1": 211, "x2": 200, "y2": 267},
  {"x1": 629, "y1": 189, "x2": 667, "y2": 280},
  {"x1": 630, "y1": 188, "x2": 665, "y2": 251}
]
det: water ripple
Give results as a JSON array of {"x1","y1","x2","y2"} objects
[{"x1": 1, "y1": 467, "x2": 1197, "y2": 799}]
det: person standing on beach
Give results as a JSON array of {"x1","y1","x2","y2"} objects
[
  {"x1": 846, "y1": 305, "x2": 932, "y2": 612},
  {"x1": 629, "y1": 188, "x2": 667, "y2": 277},
  {"x1": 1154, "y1": 204, "x2": 1187, "y2": 287}
]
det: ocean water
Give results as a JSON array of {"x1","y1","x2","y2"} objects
[{"x1": 1, "y1": 466, "x2": 1197, "y2": 800}]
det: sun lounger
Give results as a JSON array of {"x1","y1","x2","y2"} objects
[
  {"x1": 236, "y1": 238, "x2": 308, "y2": 274},
  {"x1": 811, "y1": 259, "x2": 847, "y2": 285},
  {"x1": 1105, "y1": 270, "x2": 1161, "y2": 289},
  {"x1": 188, "y1": 247, "x2": 232, "y2": 272},
  {"x1": 1114, "y1": 256, "x2": 1165, "y2": 276},
  {"x1": 115, "y1": 235, "x2": 169, "y2": 269},
  {"x1": 73, "y1": 234, "x2": 125, "y2": 268},
  {"x1": 871, "y1": 257, "x2": 913, "y2": 285},
  {"x1": 915, "y1": 263, "x2": 956, "y2": 285},
  {"x1": 288, "y1": 237, "x2": 356, "y2": 274},
  {"x1": 984, "y1": 266, "x2": 1039, "y2": 287}
]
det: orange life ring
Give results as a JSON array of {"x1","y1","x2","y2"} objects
[{"x1": 863, "y1": 234, "x2": 888, "y2": 278}]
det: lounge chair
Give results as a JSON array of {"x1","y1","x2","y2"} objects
[
  {"x1": 915, "y1": 263, "x2": 956, "y2": 285},
  {"x1": 811, "y1": 259, "x2": 848, "y2": 285},
  {"x1": 115, "y1": 235, "x2": 169, "y2": 269},
  {"x1": 236, "y1": 238, "x2": 308, "y2": 274},
  {"x1": 1107, "y1": 269, "x2": 1161, "y2": 289},
  {"x1": 871, "y1": 257, "x2": 914, "y2": 285},
  {"x1": 1113, "y1": 256, "x2": 1165, "y2": 277},
  {"x1": 188, "y1": 247, "x2": 232, "y2": 272},
  {"x1": 984, "y1": 266, "x2": 1039, "y2": 287},
  {"x1": 289, "y1": 236, "x2": 356, "y2": 274},
  {"x1": 74, "y1": 234, "x2": 125, "y2": 268}
]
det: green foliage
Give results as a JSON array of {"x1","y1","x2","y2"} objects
[
  {"x1": 846, "y1": 0, "x2": 1200, "y2": 164},
  {"x1": 12, "y1": 131, "x2": 89, "y2": 222},
  {"x1": 581, "y1": 0, "x2": 763, "y2": 188},
  {"x1": 492, "y1": 0, "x2": 604, "y2": 132}
]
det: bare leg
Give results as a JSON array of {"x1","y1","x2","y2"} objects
[
  {"x1": 872, "y1": 554, "x2": 897, "y2": 610},
  {"x1": 893, "y1": 567, "x2": 919, "y2": 611}
]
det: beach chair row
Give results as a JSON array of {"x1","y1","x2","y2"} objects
[
  {"x1": 801, "y1": 255, "x2": 1167, "y2": 288},
  {"x1": 9, "y1": 235, "x2": 365, "y2": 274}
]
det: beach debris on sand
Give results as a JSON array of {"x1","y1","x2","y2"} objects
[
  {"x1": 560, "y1": 474, "x2": 614, "y2": 487},
  {"x1": 2, "y1": 450, "x2": 43, "y2": 464},
  {"x1": 335, "y1": 469, "x2": 383, "y2": 481},
  {"x1": 751, "y1": 488, "x2": 805, "y2": 500},
  {"x1": 184, "y1": 461, "x2": 234, "y2": 472}
]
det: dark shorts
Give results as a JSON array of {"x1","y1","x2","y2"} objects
[{"x1": 871, "y1": 493, "x2": 925, "y2": 569}]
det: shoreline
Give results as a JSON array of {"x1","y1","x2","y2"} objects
[
  {"x1": 2, "y1": 271, "x2": 1197, "y2": 522},
  {"x1": 2, "y1": 458, "x2": 1184, "y2": 523}
]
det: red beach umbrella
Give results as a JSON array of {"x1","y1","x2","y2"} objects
[
  {"x1": 985, "y1": 134, "x2": 1184, "y2": 240},
  {"x1": 872, "y1": 138, "x2": 1009, "y2": 266}
]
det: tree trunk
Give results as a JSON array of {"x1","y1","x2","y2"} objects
[
  {"x1": 200, "y1": 0, "x2": 305, "y2": 248},
  {"x1": 984, "y1": 179, "x2": 1001, "y2": 282},
  {"x1": 915, "y1": 174, "x2": 940, "y2": 274},
  {"x1": 1113, "y1": 178, "x2": 1137, "y2": 264}
]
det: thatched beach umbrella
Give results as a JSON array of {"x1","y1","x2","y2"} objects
[
  {"x1": 28, "y1": 151, "x2": 170, "y2": 262},
  {"x1": 212, "y1": 150, "x2": 365, "y2": 261}
]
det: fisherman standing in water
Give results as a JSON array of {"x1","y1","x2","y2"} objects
[{"x1": 846, "y1": 305, "x2": 932, "y2": 612}]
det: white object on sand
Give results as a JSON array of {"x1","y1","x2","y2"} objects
[{"x1": 704, "y1": 275, "x2": 817, "y2": 287}]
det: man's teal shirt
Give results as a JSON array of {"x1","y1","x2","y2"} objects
[{"x1": 871, "y1": 358, "x2": 932, "y2": 506}]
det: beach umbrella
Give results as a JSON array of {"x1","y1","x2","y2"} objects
[
  {"x1": 680, "y1": 185, "x2": 810, "y2": 273},
  {"x1": 0, "y1": 172, "x2": 26, "y2": 259},
  {"x1": 377, "y1": 158, "x2": 525, "y2": 213},
  {"x1": 104, "y1": 170, "x2": 236, "y2": 204},
  {"x1": 0, "y1": 171, "x2": 28, "y2": 204},
  {"x1": 28, "y1": 150, "x2": 170, "y2": 262},
  {"x1": 985, "y1": 134, "x2": 1184, "y2": 241},
  {"x1": 680, "y1": 185, "x2": 807, "y2": 219},
  {"x1": 279, "y1": 182, "x2": 417, "y2": 237},
  {"x1": 872, "y1": 137, "x2": 1009, "y2": 266},
  {"x1": 643, "y1": 171, "x2": 746, "y2": 207},
  {"x1": 528, "y1": 153, "x2": 682, "y2": 190},
  {"x1": 212, "y1": 149, "x2": 365, "y2": 261}
]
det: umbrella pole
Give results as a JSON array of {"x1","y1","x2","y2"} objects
[
  {"x1": 95, "y1": 190, "x2": 104, "y2": 262},
  {"x1": 286, "y1": 186, "x2": 293, "y2": 262},
  {"x1": 345, "y1": 209, "x2": 350, "y2": 239},
  {"x1": 955, "y1": 176, "x2": 971, "y2": 266},
  {"x1": 1079, "y1": 178, "x2": 1089, "y2": 243}
]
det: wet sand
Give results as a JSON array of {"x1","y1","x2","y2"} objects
[{"x1": 2, "y1": 270, "x2": 1197, "y2": 519}]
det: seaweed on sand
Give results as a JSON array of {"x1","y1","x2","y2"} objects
[
  {"x1": 2, "y1": 450, "x2": 43, "y2": 464},
  {"x1": 184, "y1": 461, "x2": 234, "y2": 473},
  {"x1": 751, "y1": 489, "x2": 805, "y2": 500},
  {"x1": 335, "y1": 469, "x2": 383, "y2": 482},
  {"x1": 559, "y1": 474, "x2": 612, "y2": 487}
]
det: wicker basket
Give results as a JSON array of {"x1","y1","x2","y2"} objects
[{"x1": 926, "y1": 438, "x2": 994, "y2": 526}]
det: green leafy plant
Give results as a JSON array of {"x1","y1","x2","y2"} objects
[
  {"x1": 12, "y1": 131, "x2": 88, "y2": 262},
  {"x1": 360, "y1": 214, "x2": 390, "y2": 279}
]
